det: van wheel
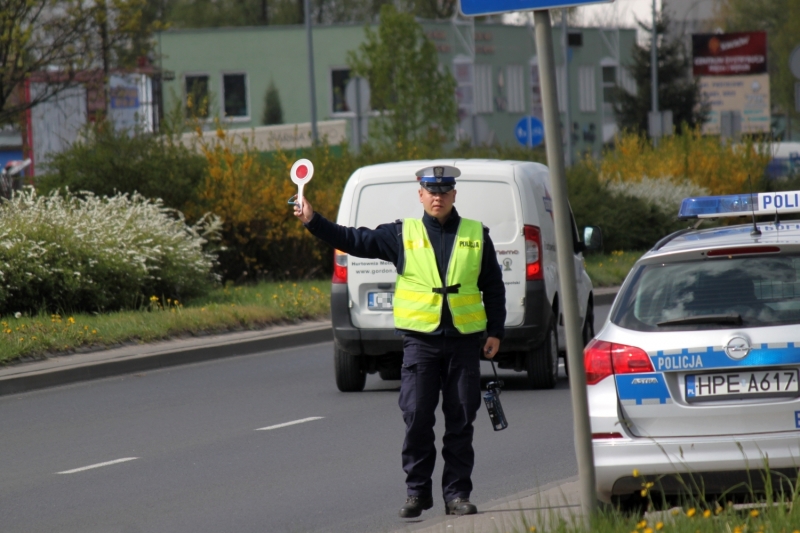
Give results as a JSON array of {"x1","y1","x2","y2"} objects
[
  {"x1": 334, "y1": 345, "x2": 366, "y2": 392},
  {"x1": 582, "y1": 304, "x2": 595, "y2": 347},
  {"x1": 526, "y1": 320, "x2": 558, "y2": 389}
]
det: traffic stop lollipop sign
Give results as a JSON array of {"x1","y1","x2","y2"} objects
[{"x1": 290, "y1": 159, "x2": 314, "y2": 208}]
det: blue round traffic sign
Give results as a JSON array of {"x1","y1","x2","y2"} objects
[{"x1": 515, "y1": 116, "x2": 544, "y2": 148}]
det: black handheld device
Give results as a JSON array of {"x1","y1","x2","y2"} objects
[{"x1": 483, "y1": 359, "x2": 508, "y2": 431}]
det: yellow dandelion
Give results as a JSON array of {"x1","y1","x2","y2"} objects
[
  {"x1": 641, "y1": 489, "x2": 648, "y2": 497},
  {"x1": 92, "y1": 329, "x2": 97, "y2": 334},
  {"x1": 750, "y1": 509, "x2": 759, "y2": 518},
  {"x1": 655, "y1": 523, "x2": 664, "y2": 531},
  {"x1": 201, "y1": 307, "x2": 206, "y2": 312},
  {"x1": 734, "y1": 527, "x2": 743, "y2": 533},
  {"x1": 32, "y1": 336, "x2": 36, "y2": 340},
  {"x1": 19, "y1": 337, "x2": 24, "y2": 342},
  {"x1": 84, "y1": 325, "x2": 89, "y2": 330},
  {"x1": 703, "y1": 509, "x2": 711, "y2": 518},
  {"x1": 637, "y1": 520, "x2": 647, "y2": 529},
  {"x1": 68, "y1": 317, "x2": 75, "y2": 324},
  {"x1": 686, "y1": 508, "x2": 696, "y2": 517},
  {"x1": 632, "y1": 469, "x2": 640, "y2": 477},
  {"x1": 529, "y1": 528, "x2": 536, "y2": 533},
  {"x1": 644, "y1": 529, "x2": 653, "y2": 533}
]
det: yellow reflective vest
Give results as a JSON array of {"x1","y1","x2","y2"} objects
[{"x1": 393, "y1": 218, "x2": 488, "y2": 334}]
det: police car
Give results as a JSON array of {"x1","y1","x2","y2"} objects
[{"x1": 589, "y1": 190, "x2": 800, "y2": 509}]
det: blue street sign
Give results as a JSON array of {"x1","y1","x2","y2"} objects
[
  {"x1": 515, "y1": 116, "x2": 544, "y2": 148},
  {"x1": 460, "y1": 0, "x2": 612, "y2": 17}
]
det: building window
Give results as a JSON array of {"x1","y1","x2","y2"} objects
[
  {"x1": 529, "y1": 58, "x2": 542, "y2": 120},
  {"x1": 223, "y1": 73, "x2": 248, "y2": 118},
  {"x1": 331, "y1": 68, "x2": 351, "y2": 114},
  {"x1": 578, "y1": 66, "x2": 596, "y2": 113},
  {"x1": 567, "y1": 31, "x2": 583, "y2": 47},
  {"x1": 474, "y1": 64, "x2": 492, "y2": 113},
  {"x1": 505, "y1": 65, "x2": 525, "y2": 113},
  {"x1": 454, "y1": 57, "x2": 474, "y2": 118},
  {"x1": 185, "y1": 74, "x2": 209, "y2": 118},
  {"x1": 602, "y1": 65, "x2": 617, "y2": 111}
]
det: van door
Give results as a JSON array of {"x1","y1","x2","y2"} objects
[
  {"x1": 454, "y1": 179, "x2": 526, "y2": 327},
  {"x1": 348, "y1": 180, "x2": 422, "y2": 330}
]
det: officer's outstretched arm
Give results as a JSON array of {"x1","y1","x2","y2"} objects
[{"x1": 294, "y1": 198, "x2": 314, "y2": 224}]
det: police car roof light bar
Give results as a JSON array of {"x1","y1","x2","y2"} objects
[{"x1": 678, "y1": 190, "x2": 800, "y2": 220}]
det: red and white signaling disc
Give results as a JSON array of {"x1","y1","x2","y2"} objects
[{"x1": 290, "y1": 159, "x2": 314, "y2": 185}]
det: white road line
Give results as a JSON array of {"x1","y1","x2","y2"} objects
[
  {"x1": 57, "y1": 457, "x2": 139, "y2": 474},
  {"x1": 255, "y1": 417, "x2": 324, "y2": 431}
]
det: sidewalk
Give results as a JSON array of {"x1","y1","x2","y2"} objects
[{"x1": 395, "y1": 477, "x2": 583, "y2": 533}]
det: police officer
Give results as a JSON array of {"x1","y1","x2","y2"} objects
[{"x1": 294, "y1": 165, "x2": 506, "y2": 518}]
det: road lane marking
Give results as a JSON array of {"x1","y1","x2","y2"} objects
[
  {"x1": 57, "y1": 457, "x2": 139, "y2": 474},
  {"x1": 255, "y1": 417, "x2": 324, "y2": 431}
]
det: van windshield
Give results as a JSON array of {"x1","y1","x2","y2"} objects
[
  {"x1": 611, "y1": 255, "x2": 800, "y2": 331},
  {"x1": 355, "y1": 180, "x2": 520, "y2": 244}
]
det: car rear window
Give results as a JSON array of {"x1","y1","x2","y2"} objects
[
  {"x1": 355, "y1": 180, "x2": 520, "y2": 244},
  {"x1": 612, "y1": 254, "x2": 800, "y2": 331}
]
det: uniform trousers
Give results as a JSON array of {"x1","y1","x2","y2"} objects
[{"x1": 398, "y1": 334, "x2": 482, "y2": 502}]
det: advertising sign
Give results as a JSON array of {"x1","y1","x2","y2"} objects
[
  {"x1": 692, "y1": 32, "x2": 767, "y2": 76},
  {"x1": 699, "y1": 74, "x2": 771, "y2": 135}
]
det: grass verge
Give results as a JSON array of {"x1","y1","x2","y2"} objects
[
  {"x1": 0, "y1": 281, "x2": 330, "y2": 365},
  {"x1": 584, "y1": 250, "x2": 643, "y2": 287},
  {"x1": 1, "y1": 252, "x2": 640, "y2": 365}
]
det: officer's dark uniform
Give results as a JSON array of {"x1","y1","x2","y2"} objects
[{"x1": 302, "y1": 167, "x2": 505, "y2": 517}]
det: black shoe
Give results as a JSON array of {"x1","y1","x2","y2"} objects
[
  {"x1": 445, "y1": 498, "x2": 477, "y2": 516},
  {"x1": 399, "y1": 495, "x2": 434, "y2": 518}
]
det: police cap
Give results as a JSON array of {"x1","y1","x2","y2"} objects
[{"x1": 415, "y1": 165, "x2": 461, "y2": 193}]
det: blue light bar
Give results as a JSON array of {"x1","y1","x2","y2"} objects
[{"x1": 678, "y1": 191, "x2": 800, "y2": 219}]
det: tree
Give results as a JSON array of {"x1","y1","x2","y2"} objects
[
  {"x1": 614, "y1": 13, "x2": 708, "y2": 136},
  {"x1": 0, "y1": 0, "x2": 159, "y2": 125},
  {"x1": 262, "y1": 80, "x2": 283, "y2": 125},
  {"x1": 719, "y1": 0, "x2": 800, "y2": 135},
  {"x1": 0, "y1": 0, "x2": 93, "y2": 124},
  {"x1": 347, "y1": 4, "x2": 457, "y2": 146}
]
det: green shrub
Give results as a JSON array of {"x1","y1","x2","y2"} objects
[
  {"x1": 0, "y1": 189, "x2": 221, "y2": 315},
  {"x1": 37, "y1": 121, "x2": 207, "y2": 210},
  {"x1": 567, "y1": 162, "x2": 687, "y2": 252}
]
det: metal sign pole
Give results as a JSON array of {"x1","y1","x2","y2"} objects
[
  {"x1": 304, "y1": 0, "x2": 319, "y2": 145},
  {"x1": 650, "y1": 0, "x2": 658, "y2": 147},
  {"x1": 562, "y1": 13, "x2": 572, "y2": 167},
  {"x1": 533, "y1": 9, "x2": 596, "y2": 522}
]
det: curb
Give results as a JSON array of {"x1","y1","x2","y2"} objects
[
  {"x1": 0, "y1": 324, "x2": 332, "y2": 397},
  {"x1": 0, "y1": 287, "x2": 619, "y2": 397}
]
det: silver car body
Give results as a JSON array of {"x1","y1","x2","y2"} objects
[{"x1": 590, "y1": 202, "x2": 800, "y2": 504}]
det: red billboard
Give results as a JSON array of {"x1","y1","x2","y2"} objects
[{"x1": 692, "y1": 32, "x2": 767, "y2": 76}]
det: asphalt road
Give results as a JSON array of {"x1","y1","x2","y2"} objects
[{"x1": 0, "y1": 305, "x2": 610, "y2": 533}]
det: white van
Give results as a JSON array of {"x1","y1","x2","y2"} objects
[{"x1": 330, "y1": 159, "x2": 598, "y2": 391}]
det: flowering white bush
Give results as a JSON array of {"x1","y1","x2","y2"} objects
[
  {"x1": 0, "y1": 188, "x2": 221, "y2": 315},
  {"x1": 605, "y1": 176, "x2": 709, "y2": 216}
]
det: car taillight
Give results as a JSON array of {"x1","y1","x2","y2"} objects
[
  {"x1": 332, "y1": 250, "x2": 347, "y2": 284},
  {"x1": 584, "y1": 339, "x2": 654, "y2": 385},
  {"x1": 584, "y1": 340, "x2": 613, "y2": 385},
  {"x1": 611, "y1": 343, "x2": 655, "y2": 375},
  {"x1": 523, "y1": 225, "x2": 543, "y2": 280}
]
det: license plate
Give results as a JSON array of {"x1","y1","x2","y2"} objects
[
  {"x1": 367, "y1": 291, "x2": 393, "y2": 310},
  {"x1": 685, "y1": 369, "x2": 800, "y2": 402}
]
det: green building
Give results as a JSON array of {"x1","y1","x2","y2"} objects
[{"x1": 158, "y1": 21, "x2": 636, "y2": 157}]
